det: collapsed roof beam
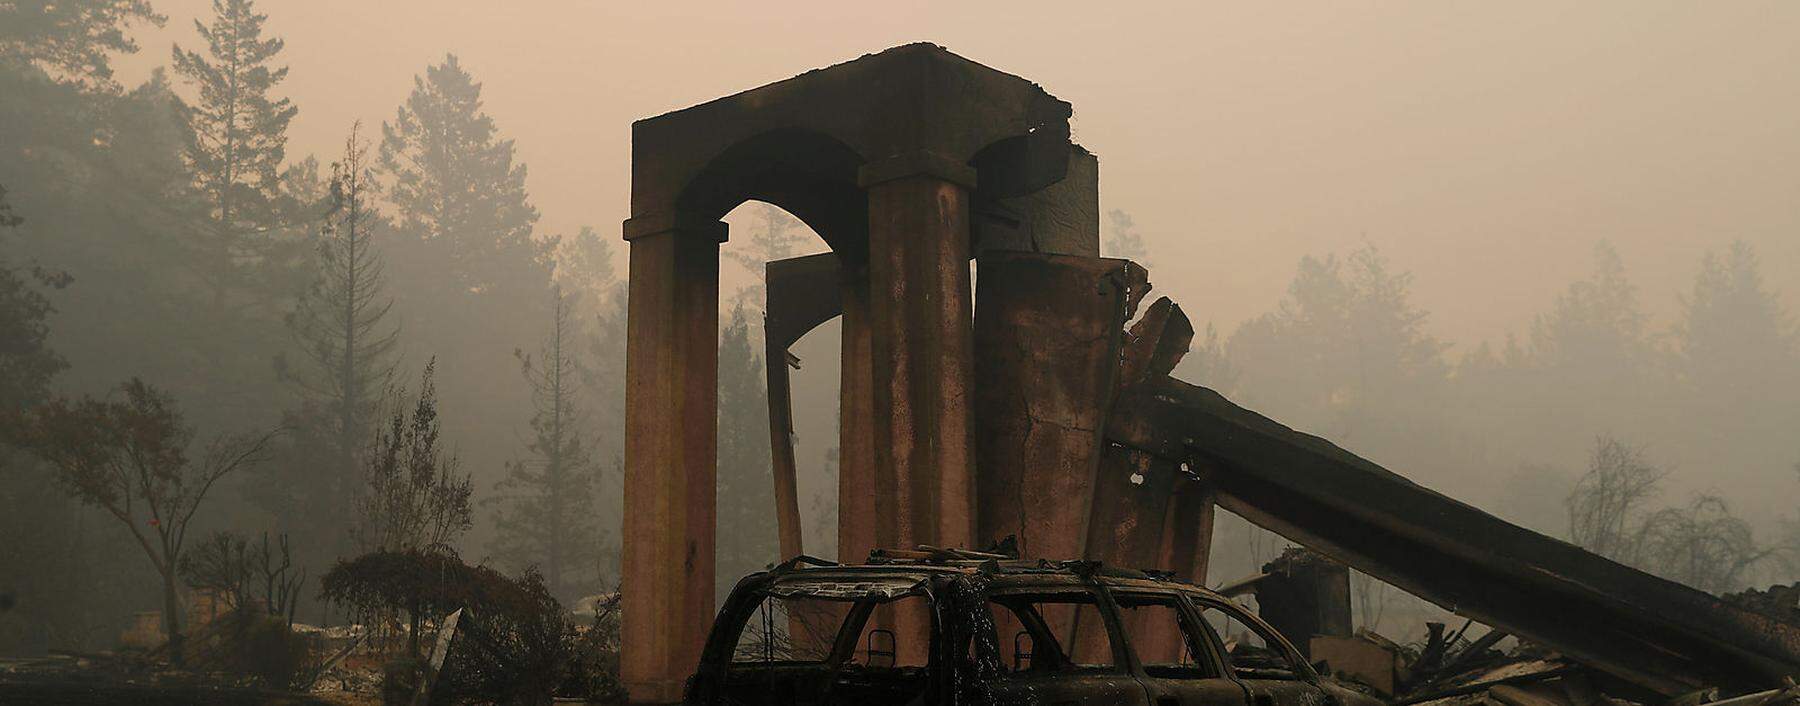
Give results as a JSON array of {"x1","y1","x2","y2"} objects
[{"x1": 1107, "y1": 376, "x2": 1800, "y2": 695}]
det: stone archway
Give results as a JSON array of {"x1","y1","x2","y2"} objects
[{"x1": 617, "y1": 44, "x2": 1079, "y2": 702}]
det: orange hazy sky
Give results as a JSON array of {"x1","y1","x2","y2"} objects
[{"x1": 117, "y1": 1, "x2": 1800, "y2": 350}]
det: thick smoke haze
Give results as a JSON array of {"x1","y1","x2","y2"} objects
[
  {"x1": 112, "y1": 1, "x2": 1800, "y2": 344},
  {"x1": 3, "y1": 0, "x2": 1796, "y2": 656}
]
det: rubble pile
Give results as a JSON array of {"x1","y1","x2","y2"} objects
[
  {"x1": 0, "y1": 651, "x2": 337, "y2": 704},
  {"x1": 1243, "y1": 550, "x2": 1800, "y2": 706}
]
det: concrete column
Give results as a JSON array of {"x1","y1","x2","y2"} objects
[
  {"x1": 838, "y1": 264, "x2": 877, "y2": 564},
  {"x1": 619, "y1": 214, "x2": 724, "y2": 705},
  {"x1": 860, "y1": 153, "x2": 976, "y2": 667},
  {"x1": 1157, "y1": 477, "x2": 1217, "y2": 586},
  {"x1": 859, "y1": 152, "x2": 978, "y2": 553},
  {"x1": 973, "y1": 253, "x2": 1128, "y2": 559}
]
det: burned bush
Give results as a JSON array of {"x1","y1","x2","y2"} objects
[{"x1": 321, "y1": 548, "x2": 616, "y2": 704}]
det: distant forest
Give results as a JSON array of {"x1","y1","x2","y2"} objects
[
  {"x1": 2, "y1": 0, "x2": 1796, "y2": 655},
  {"x1": 1120, "y1": 219, "x2": 1800, "y2": 632}
]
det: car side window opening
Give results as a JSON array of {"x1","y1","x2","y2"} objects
[
  {"x1": 729, "y1": 593, "x2": 849, "y2": 664},
  {"x1": 728, "y1": 593, "x2": 935, "y2": 669},
  {"x1": 1196, "y1": 602, "x2": 1306, "y2": 680},
  {"x1": 985, "y1": 591, "x2": 1119, "y2": 675},
  {"x1": 1112, "y1": 593, "x2": 1218, "y2": 679},
  {"x1": 845, "y1": 597, "x2": 933, "y2": 668}
]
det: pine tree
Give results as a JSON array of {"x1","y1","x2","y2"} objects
[
  {"x1": 581, "y1": 278, "x2": 629, "y2": 583},
  {"x1": 285, "y1": 123, "x2": 397, "y2": 457},
  {"x1": 0, "y1": 0, "x2": 164, "y2": 88},
  {"x1": 170, "y1": 0, "x2": 298, "y2": 309},
  {"x1": 714, "y1": 301, "x2": 777, "y2": 599},
  {"x1": 487, "y1": 288, "x2": 601, "y2": 602},
  {"x1": 1675, "y1": 241, "x2": 1795, "y2": 399},
  {"x1": 264, "y1": 123, "x2": 398, "y2": 553},
  {"x1": 1226, "y1": 244, "x2": 1445, "y2": 441},
  {"x1": 1104, "y1": 209, "x2": 1150, "y2": 269},
  {"x1": 557, "y1": 224, "x2": 627, "y2": 553},
  {"x1": 0, "y1": 5, "x2": 206, "y2": 655},
  {"x1": 555, "y1": 225, "x2": 617, "y2": 310},
  {"x1": 379, "y1": 53, "x2": 543, "y2": 295},
  {"x1": 377, "y1": 54, "x2": 554, "y2": 532},
  {"x1": 1518, "y1": 241, "x2": 1659, "y2": 458},
  {"x1": 1529, "y1": 241, "x2": 1647, "y2": 373},
  {"x1": 0, "y1": 185, "x2": 68, "y2": 415},
  {"x1": 724, "y1": 203, "x2": 803, "y2": 307}
]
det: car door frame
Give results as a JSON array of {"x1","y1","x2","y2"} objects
[
  {"x1": 968, "y1": 579, "x2": 1151, "y2": 705},
  {"x1": 1187, "y1": 594, "x2": 1333, "y2": 706},
  {"x1": 1099, "y1": 583, "x2": 1252, "y2": 706}
]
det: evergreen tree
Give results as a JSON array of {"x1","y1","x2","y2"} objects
[
  {"x1": 583, "y1": 279, "x2": 628, "y2": 464},
  {"x1": 260, "y1": 123, "x2": 398, "y2": 554},
  {"x1": 170, "y1": 0, "x2": 300, "y2": 311},
  {"x1": 1174, "y1": 322, "x2": 1239, "y2": 394},
  {"x1": 379, "y1": 53, "x2": 544, "y2": 295},
  {"x1": 487, "y1": 288, "x2": 602, "y2": 602},
  {"x1": 1517, "y1": 241, "x2": 1660, "y2": 461},
  {"x1": 1, "y1": 57, "x2": 212, "y2": 425},
  {"x1": 378, "y1": 55, "x2": 555, "y2": 513},
  {"x1": 0, "y1": 0, "x2": 163, "y2": 88},
  {"x1": 724, "y1": 203, "x2": 804, "y2": 309},
  {"x1": 1103, "y1": 209, "x2": 1150, "y2": 269},
  {"x1": 1529, "y1": 241, "x2": 1647, "y2": 374},
  {"x1": 0, "y1": 4, "x2": 193, "y2": 655},
  {"x1": 555, "y1": 225, "x2": 617, "y2": 311},
  {"x1": 715, "y1": 301, "x2": 777, "y2": 600},
  {"x1": 1226, "y1": 245, "x2": 1446, "y2": 444},
  {"x1": 285, "y1": 122, "x2": 397, "y2": 466},
  {"x1": 555, "y1": 225, "x2": 626, "y2": 585},
  {"x1": 580, "y1": 277, "x2": 629, "y2": 587},
  {"x1": 0, "y1": 185, "x2": 68, "y2": 415},
  {"x1": 1675, "y1": 241, "x2": 1795, "y2": 400}
]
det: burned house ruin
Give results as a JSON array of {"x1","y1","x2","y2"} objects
[{"x1": 618, "y1": 44, "x2": 1800, "y2": 704}]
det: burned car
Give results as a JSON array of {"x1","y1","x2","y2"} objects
[{"x1": 686, "y1": 552, "x2": 1383, "y2": 706}]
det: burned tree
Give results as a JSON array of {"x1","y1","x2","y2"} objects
[
  {"x1": 8, "y1": 379, "x2": 274, "y2": 664},
  {"x1": 1637, "y1": 495, "x2": 1772, "y2": 595},
  {"x1": 179, "y1": 530, "x2": 306, "y2": 625},
  {"x1": 1566, "y1": 436, "x2": 1666, "y2": 565},
  {"x1": 487, "y1": 287, "x2": 602, "y2": 602},
  {"x1": 352, "y1": 361, "x2": 473, "y2": 553},
  {"x1": 272, "y1": 122, "x2": 397, "y2": 554}
]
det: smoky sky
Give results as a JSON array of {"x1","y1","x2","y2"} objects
[{"x1": 113, "y1": 0, "x2": 1800, "y2": 350}]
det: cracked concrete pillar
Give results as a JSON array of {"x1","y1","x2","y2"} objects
[
  {"x1": 619, "y1": 213, "x2": 724, "y2": 705},
  {"x1": 972, "y1": 253, "x2": 1129, "y2": 559}
]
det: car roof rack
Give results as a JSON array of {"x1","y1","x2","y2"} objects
[
  {"x1": 772, "y1": 554, "x2": 840, "y2": 572},
  {"x1": 867, "y1": 544, "x2": 1013, "y2": 565}
]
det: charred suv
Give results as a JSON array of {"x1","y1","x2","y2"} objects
[{"x1": 685, "y1": 552, "x2": 1382, "y2": 706}]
